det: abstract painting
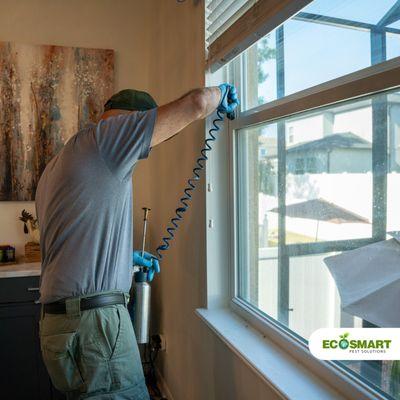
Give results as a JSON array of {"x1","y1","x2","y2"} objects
[{"x1": 0, "y1": 42, "x2": 114, "y2": 201}]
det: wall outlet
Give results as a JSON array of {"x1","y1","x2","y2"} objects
[{"x1": 151, "y1": 333, "x2": 166, "y2": 352}]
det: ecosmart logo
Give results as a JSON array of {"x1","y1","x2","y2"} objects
[
  {"x1": 322, "y1": 331, "x2": 392, "y2": 351},
  {"x1": 309, "y1": 328, "x2": 400, "y2": 360}
]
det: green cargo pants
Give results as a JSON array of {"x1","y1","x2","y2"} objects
[{"x1": 39, "y1": 291, "x2": 150, "y2": 400}]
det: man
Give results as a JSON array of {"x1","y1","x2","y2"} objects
[{"x1": 36, "y1": 84, "x2": 239, "y2": 399}]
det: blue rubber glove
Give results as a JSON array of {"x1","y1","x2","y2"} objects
[
  {"x1": 218, "y1": 83, "x2": 239, "y2": 116},
  {"x1": 133, "y1": 250, "x2": 160, "y2": 281}
]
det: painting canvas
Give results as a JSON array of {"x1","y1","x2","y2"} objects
[{"x1": 0, "y1": 42, "x2": 114, "y2": 201}]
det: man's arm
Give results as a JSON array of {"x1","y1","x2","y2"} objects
[{"x1": 151, "y1": 87, "x2": 221, "y2": 147}]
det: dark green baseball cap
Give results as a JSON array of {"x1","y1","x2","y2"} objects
[{"x1": 104, "y1": 89, "x2": 157, "y2": 111}]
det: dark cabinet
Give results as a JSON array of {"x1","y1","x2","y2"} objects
[{"x1": 0, "y1": 276, "x2": 64, "y2": 400}]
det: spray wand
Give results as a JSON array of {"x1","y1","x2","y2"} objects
[{"x1": 141, "y1": 207, "x2": 150, "y2": 257}]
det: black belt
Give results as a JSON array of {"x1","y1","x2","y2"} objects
[{"x1": 43, "y1": 293, "x2": 126, "y2": 315}]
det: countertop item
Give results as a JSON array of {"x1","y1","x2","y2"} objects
[{"x1": 0, "y1": 262, "x2": 41, "y2": 278}]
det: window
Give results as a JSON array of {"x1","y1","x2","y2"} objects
[
  {"x1": 218, "y1": 0, "x2": 400, "y2": 398},
  {"x1": 294, "y1": 158, "x2": 305, "y2": 174},
  {"x1": 240, "y1": 0, "x2": 400, "y2": 111}
]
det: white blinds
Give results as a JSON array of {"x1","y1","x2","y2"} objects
[
  {"x1": 206, "y1": 0, "x2": 257, "y2": 45},
  {"x1": 206, "y1": 0, "x2": 313, "y2": 71}
]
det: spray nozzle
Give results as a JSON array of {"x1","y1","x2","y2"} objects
[{"x1": 134, "y1": 269, "x2": 148, "y2": 282}]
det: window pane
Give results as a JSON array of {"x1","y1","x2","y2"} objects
[
  {"x1": 387, "y1": 91, "x2": 400, "y2": 235},
  {"x1": 242, "y1": 0, "x2": 400, "y2": 111},
  {"x1": 283, "y1": 20, "x2": 370, "y2": 96},
  {"x1": 237, "y1": 123, "x2": 278, "y2": 313},
  {"x1": 237, "y1": 94, "x2": 375, "y2": 316},
  {"x1": 386, "y1": 32, "x2": 400, "y2": 59},
  {"x1": 285, "y1": 100, "x2": 373, "y2": 244},
  {"x1": 288, "y1": 252, "x2": 342, "y2": 339},
  {"x1": 243, "y1": 33, "x2": 277, "y2": 109},
  {"x1": 236, "y1": 89, "x2": 398, "y2": 397}
]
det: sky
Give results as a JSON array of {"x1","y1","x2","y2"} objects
[{"x1": 255, "y1": 0, "x2": 400, "y2": 105}]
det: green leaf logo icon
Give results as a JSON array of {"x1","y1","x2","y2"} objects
[{"x1": 339, "y1": 332, "x2": 350, "y2": 349}]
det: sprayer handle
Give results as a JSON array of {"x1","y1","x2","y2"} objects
[
  {"x1": 226, "y1": 111, "x2": 235, "y2": 120},
  {"x1": 142, "y1": 207, "x2": 151, "y2": 221}
]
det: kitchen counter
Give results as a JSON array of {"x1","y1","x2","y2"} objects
[{"x1": 0, "y1": 262, "x2": 41, "y2": 278}]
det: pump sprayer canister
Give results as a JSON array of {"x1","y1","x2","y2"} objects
[{"x1": 133, "y1": 270, "x2": 151, "y2": 344}]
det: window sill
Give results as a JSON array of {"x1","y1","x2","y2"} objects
[{"x1": 196, "y1": 307, "x2": 380, "y2": 400}]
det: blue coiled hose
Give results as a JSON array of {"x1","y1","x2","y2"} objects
[{"x1": 155, "y1": 110, "x2": 225, "y2": 260}]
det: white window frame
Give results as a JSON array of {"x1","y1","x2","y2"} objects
[{"x1": 216, "y1": 56, "x2": 400, "y2": 399}]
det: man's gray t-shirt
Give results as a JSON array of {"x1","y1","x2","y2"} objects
[{"x1": 36, "y1": 110, "x2": 156, "y2": 303}]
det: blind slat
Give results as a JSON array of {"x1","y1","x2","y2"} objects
[
  {"x1": 208, "y1": 1, "x2": 245, "y2": 37},
  {"x1": 208, "y1": 0, "x2": 237, "y2": 23},
  {"x1": 208, "y1": 6, "x2": 255, "y2": 44},
  {"x1": 208, "y1": 0, "x2": 225, "y2": 12},
  {"x1": 206, "y1": 0, "x2": 255, "y2": 45}
]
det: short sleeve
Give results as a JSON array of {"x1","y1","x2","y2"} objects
[{"x1": 95, "y1": 109, "x2": 157, "y2": 180}]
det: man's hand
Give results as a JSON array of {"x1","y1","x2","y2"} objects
[
  {"x1": 218, "y1": 83, "x2": 239, "y2": 117},
  {"x1": 133, "y1": 250, "x2": 160, "y2": 281}
]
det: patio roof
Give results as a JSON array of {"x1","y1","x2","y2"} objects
[
  {"x1": 286, "y1": 132, "x2": 372, "y2": 154},
  {"x1": 269, "y1": 198, "x2": 370, "y2": 224}
]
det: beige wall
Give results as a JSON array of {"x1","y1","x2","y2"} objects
[{"x1": 0, "y1": 1, "x2": 278, "y2": 399}]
